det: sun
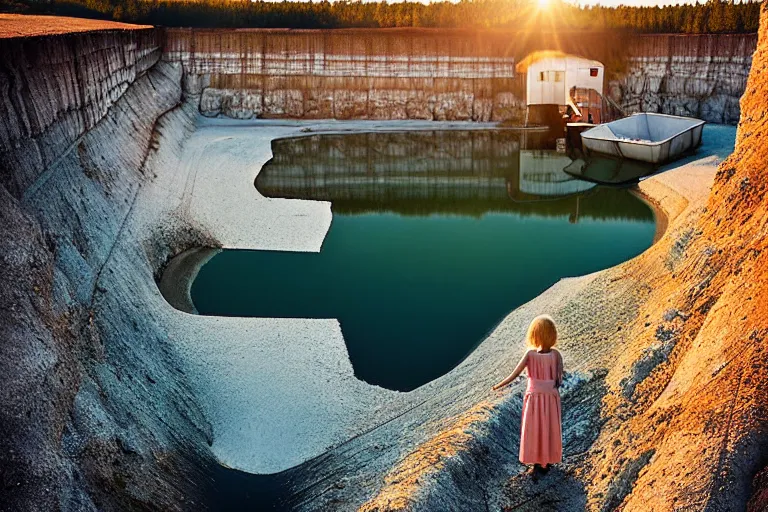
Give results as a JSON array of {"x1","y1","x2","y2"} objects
[{"x1": 537, "y1": 0, "x2": 550, "y2": 9}]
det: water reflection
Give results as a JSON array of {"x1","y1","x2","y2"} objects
[
  {"x1": 563, "y1": 155, "x2": 656, "y2": 185},
  {"x1": 191, "y1": 130, "x2": 655, "y2": 392},
  {"x1": 509, "y1": 150, "x2": 594, "y2": 199},
  {"x1": 256, "y1": 130, "x2": 654, "y2": 219}
]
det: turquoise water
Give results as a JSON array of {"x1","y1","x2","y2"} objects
[{"x1": 191, "y1": 131, "x2": 656, "y2": 391}]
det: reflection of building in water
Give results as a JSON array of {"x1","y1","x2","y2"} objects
[
  {"x1": 256, "y1": 131, "x2": 652, "y2": 221},
  {"x1": 504, "y1": 150, "x2": 596, "y2": 224},
  {"x1": 508, "y1": 150, "x2": 595, "y2": 199}
]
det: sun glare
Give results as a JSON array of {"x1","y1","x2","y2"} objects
[{"x1": 537, "y1": 0, "x2": 550, "y2": 9}]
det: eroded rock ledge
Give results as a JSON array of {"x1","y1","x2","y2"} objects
[{"x1": 0, "y1": 24, "x2": 216, "y2": 511}]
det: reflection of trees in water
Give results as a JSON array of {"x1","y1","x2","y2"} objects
[
  {"x1": 257, "y1": 131, "x2": 653, "y2": 221},
  {"x1": 267, "y1": 130, "x2": 524, "y2": 176}
]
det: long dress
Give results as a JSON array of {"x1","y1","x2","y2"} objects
[{"x1": 519, "y1": 350, "x2": 562, "y2": 465}]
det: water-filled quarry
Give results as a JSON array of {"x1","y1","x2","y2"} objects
[
  {"x1": 174, "y1": 127, "x2": 664, "y2": 510},
  {"x1": 0, "y1": 16, "x2": 760, "y2": 511},
  {"x1": 190, "y1": 130, "x2": 656, "y2": 391}
]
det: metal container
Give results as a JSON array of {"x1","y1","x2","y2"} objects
[{"x1": 580, "y1": 113, "x2": 705, "y2": 165}]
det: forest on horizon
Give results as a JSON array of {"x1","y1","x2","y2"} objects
[{"x1": 4, "y1": 0, "x2": 762, "y2": 33}]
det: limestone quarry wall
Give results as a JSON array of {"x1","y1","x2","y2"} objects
[
  {"x1": 0, "y1": 29, "x2": 160, "y2": 199},
  {"x1": 164, "y1": 29, "x2": 756, "y2": 125},
  {"x1": 164, "y1": 28, "x2": 526, "y2": 122},
  {"x1": 0, "y1": 27, "x2": 214, "y2": 511},
  {"x1": 609, "y1": 33, "x2": 757, "y2": 125}
]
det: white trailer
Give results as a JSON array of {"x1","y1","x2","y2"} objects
[{"x1": 517, "y1": 51, "x2": 604, "y2": 117}]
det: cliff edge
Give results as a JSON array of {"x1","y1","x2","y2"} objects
[
  {"x1": 0, "y1": 20, "x2": 214, "y2": 511},
  {"x1": 583, "y1": 6, "x2": 768, "y2": 509}
]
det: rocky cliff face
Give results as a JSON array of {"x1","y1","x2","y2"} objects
[
  {"x1": 604, "y1": 19, "x2": 767, "y2": 511},
  {"x1": 0, "y1": 29, "x2": 159, "y2": 198},
  {"x1": 164, "y1": 29, "x2": 526, "y2": 122},
  {"x1": 0, "y1": 27, "x2": 214, "y2": 511},
  {"x1": 608, "y1": 33, "x2": 757, "y2": 125},
  {"x1": 165, "y1": 30, "x2": 756, "y2": 125}
]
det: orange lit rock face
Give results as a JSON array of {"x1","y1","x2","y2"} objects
[{"x1": 586, "y1": 7, "x2": 768, "y2": 509}]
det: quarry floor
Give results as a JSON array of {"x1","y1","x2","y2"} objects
[{"x1": 148, "y1": 112, "x2": 736, "y2": 481}]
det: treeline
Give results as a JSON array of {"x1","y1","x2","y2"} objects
[{"x1": 7, "y1": 0, "x2": 763, "y2": 33}]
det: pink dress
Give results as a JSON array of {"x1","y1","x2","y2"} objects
[{"x1": 519, "y1": 350, "x2": 562, "y2": 465}]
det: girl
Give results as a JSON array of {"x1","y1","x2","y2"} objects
[{"x1": 492, "y1": 315, "x2": 563, "y2": 474}]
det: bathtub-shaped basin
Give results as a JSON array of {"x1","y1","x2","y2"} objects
[{"x1": 580, "y1": 113, "x2": 705, "y2": 164}]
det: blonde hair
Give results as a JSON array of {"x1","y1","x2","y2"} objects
[{"x1": 526, "y1": 315, "x2": 558, "y2": 351}]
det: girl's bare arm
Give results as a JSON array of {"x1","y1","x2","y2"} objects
[
  {"x1": 492, "y1": 351, "x2": 529, "y2": 390},
  {"x1": 555, "y1": 349, "x2": 564, "y2": 388}
]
